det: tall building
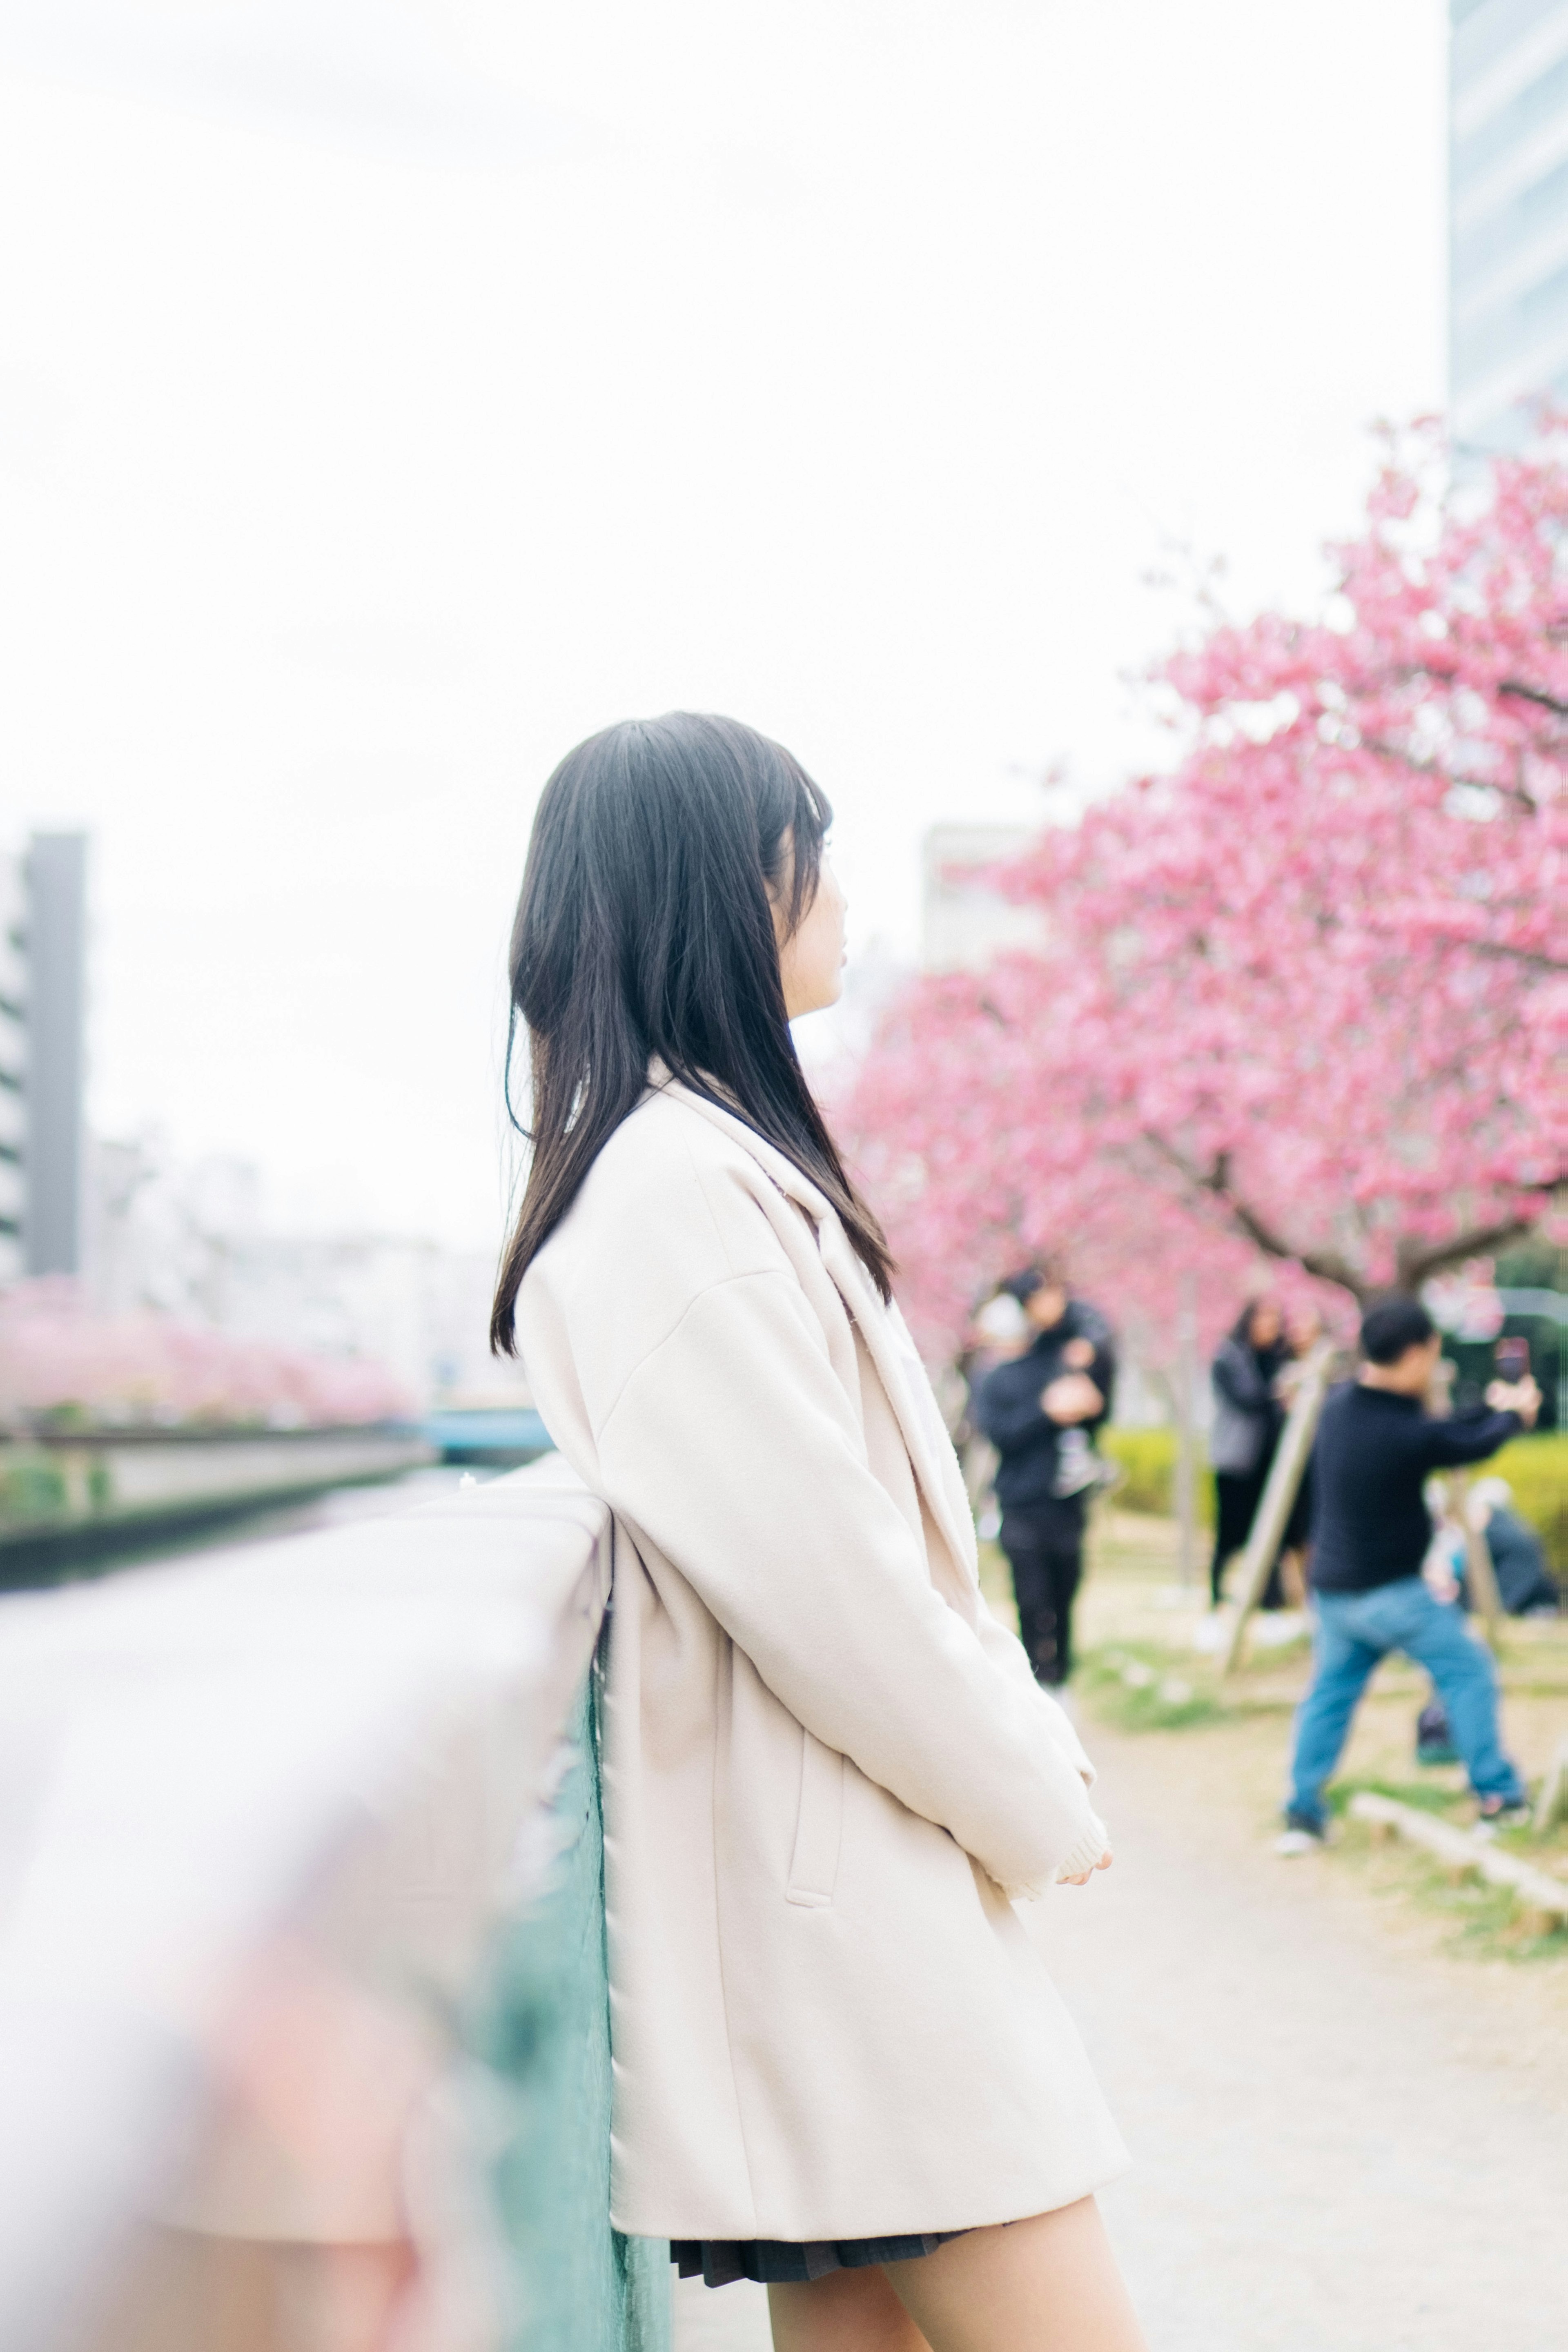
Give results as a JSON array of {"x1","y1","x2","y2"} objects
[
  {"x1": 23, "y1": 835, "x2": 87, "y2": 1277},
  {"x1": 1451, "y1": 0, "x2": 1568, "y2": 455},
  {"x1": 0, "y1": 862, "x2": 25, "y2": 1282},
  {"x1": 0, "y1": 834, "x2": 88, "y2": 1282},
  {"x1": 85, "y1": 1136, "x2": 506, "y2": 1407},
  {"x1": 920, "y1": 824, "x2": 1045, "y2": 973}
]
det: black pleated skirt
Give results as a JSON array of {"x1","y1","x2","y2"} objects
[{"x1": 672, "y1": 2234, "x2": 964, "y2": 2289}]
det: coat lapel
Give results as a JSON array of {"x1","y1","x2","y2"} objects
[{"x1": 659, "y1": 1080, "x2": 980, "y2": 1582}]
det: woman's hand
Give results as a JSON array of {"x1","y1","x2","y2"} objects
[{"x1": 1058, "y1": 1846, "x2": 1114, "y2": 1887}]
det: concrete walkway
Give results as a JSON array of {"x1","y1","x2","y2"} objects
[{"x1": 674, "y1": 1718, "x2": 1568, "y2": 2352}]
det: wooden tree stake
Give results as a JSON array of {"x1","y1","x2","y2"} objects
[
  {"x1": 1450, "y1": 1470, "x2": 1505, "y2": 1653},
  {"x1": 1222, "y1": 1343, "x2": 1336, "y2": 1676},
  {"x1": 1535, "y1": 1740, "x2": 1568, "y2": 1836}
]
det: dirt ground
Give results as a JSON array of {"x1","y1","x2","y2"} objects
[
  {"x1": 1063, "y1": 1509, "x2": 1568, "y2": 1962},
  {"x1": 673, "y1": 1515, "x2": 1568, "y2": 2352},
  {"x1": 1034, "y1": 1716, "x2": 1568, "y2": 2351}
]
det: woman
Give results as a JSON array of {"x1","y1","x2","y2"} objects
[
  {"x1": 1208, "y1": 1297, "x2": 1287, "y2": 1608},
  {"x1": 492, "y1": 715, "x2": 1145, "y2": 2351}
]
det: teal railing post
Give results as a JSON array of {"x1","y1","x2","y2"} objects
[{"x1": 466, "y1": 1658, "x2": 671, "y2": 2352}]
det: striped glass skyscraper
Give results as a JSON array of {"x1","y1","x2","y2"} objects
[
  {"x1": 0, "y1": 836, "x2": 87, "y2": 1282},
  {"x1": 1451, "y1": 0, "x2": 1568, "y2": 454}
]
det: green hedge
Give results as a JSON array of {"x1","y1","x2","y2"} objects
[
  {"x1": 1099, "y1": 1427, "x2": 1568, "y2": 1574},
  {"x1": 0, "y1": 1454, "x2": 68, "y2": 1528},
  {"x1": 1100, "y1": 1428, "x2": 1214, "y2": 1527},
  {"x1": 1492, "y1": 1437, "x2": 1568, "y2": 1577}
]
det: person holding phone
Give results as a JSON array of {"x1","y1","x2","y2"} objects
[
  {"x1": 971, "y1": 1263, "x2": 1116, "y2": 1686},
  {"x1": 1280, "y1": 1295, "x2": 1540, "y2": 1850}
]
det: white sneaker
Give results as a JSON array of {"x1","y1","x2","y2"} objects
[{"x1": 1472, "y1": 1804, "x2": 1529, "y2": 1838}]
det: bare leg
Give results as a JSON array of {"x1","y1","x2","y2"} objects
[
  {"x1": 885, "y1": 2200, "x2": 1147, "y2": 2352},
  {"x1": 768, "y1": 2265, "x2": 931, "y2": 2352}
]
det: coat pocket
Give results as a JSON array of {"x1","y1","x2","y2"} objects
[{"x1": 786, "y1": 1730, "x2": 845, "y2": 1908}]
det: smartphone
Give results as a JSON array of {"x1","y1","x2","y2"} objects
[{"x1": 1494, "y1": 1336, "x2": 1530, "y2": 1381}]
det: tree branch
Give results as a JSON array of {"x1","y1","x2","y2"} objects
[
  {"x1": 1462, "y1": 939, "x2": 1568, "y2": 976},
  {"x1": 1143, "y1": 1136, "x2": 1561, "y2": 1300},
  {"x1": 1141, "y1": 1135, "x2": 1369, "y2": 1299},
  {"x1": 1231, "y1": 880, "x2": 1564, "y2": 978},
  {"x1": 1382, "y1": 664, "x2": 1568, "y2": 727},
  {"x1": 1394, "y1": 1207, "x2": 1555, "y2": 1290},
  {"x1": 1497, "y1": 678, "x2": 1568, "y2": 719},
  {"x1": 1356, "y1": 734, "x2": 1541, "y2": 813}
]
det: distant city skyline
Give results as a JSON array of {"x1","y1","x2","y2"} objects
[{"x1": 86, "y1": 1131, "x2": 505, "y2": 1403}]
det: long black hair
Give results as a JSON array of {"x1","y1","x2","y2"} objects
[
  {"x1": 1228, "y1": 1296, "x2": 1283, "y2": 1356},
  {"x1": 490, "y1": 713, "x2": 893, "y2": 1354}
]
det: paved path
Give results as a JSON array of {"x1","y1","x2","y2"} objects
[{"x1": 675, "y1": 1719, "x2": 1568, "y2": 2352}]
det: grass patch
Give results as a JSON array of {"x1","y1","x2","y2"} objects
[
  {"x1": 1329, "y1": 1772, "x2": 1568, "y2": 1864},
  {"x1": 1327, "y1": 1775, "x2": 1467, "y2": 1820},
  {"x1": 1336, "y1": 1811, "x2": 1568, "y2": 1965},
  {"x1": 1445, "y1": 1892, "x2": 1568, "y2": 1964},
  {"x1": 1078, "y1": 1641, "x2": 1228, "y2": 1732}
]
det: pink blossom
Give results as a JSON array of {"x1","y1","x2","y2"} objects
[{"x1": 842, "y1": 420, "x2": 1565, "y2": 1361}]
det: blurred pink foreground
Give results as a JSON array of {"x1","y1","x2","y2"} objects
[{"x1": 0, "y1": 1280, "x2": 416, "y2": 1432}]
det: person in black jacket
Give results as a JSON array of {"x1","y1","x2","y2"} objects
[
  {"x1": 1281, "y1": 1295, "x2": 1539, "y2": 1849},
  {"x1": 972, "y1": 1261, "x2": 1115, "y2": 1685},
  {"x1": 1207, "y1": 1297, "x2": 1287, "y2": 1607}
]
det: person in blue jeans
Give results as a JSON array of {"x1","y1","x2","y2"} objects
[{"x1": 1281, "y1": 1294, "x2": 1541, "y2": 1851}]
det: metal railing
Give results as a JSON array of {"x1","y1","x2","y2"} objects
[{"x1": 0, "y1": 1455, "x2": 669, "y2": 2352}]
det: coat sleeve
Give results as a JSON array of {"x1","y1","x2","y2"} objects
[
  {"x1": 1212, "y1": 1342, "x2": 1268, "y2": 1416},
  {"x1": 1085, "y1": 1342, "x2": 1115, "y2": 1437},
  {"x1": 971, "y1": 1604, "x2": 1100, "y2": 1787},
  {"x1": 1078, "y1": 1309, "x2": 1117, "y2": 1430},
  {"x1": 596, "y1": 1269, "x2": 1108, "y2": 1896},
  {"x1": 1416, "y1": 1407, "x2": 1521, "y2": 1468},
  {"x1": 971, "y1": 1359, "x2": 1050, "y2": 1453}
]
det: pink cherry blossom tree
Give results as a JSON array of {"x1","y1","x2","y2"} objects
[
  {"x1": 844, "y1": 421, "x2": 1566, "y2": 1361},
  {"x1": 0, "y1": 1278, "x2": 418, "y2": 1431}
]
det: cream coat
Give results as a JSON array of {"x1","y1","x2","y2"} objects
[{"x1": 515, "y1": 1077, "x2": 1129, "y2": 2241}]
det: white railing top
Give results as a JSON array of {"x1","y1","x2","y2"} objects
[{"x1": 0, "y1": 1454, "x2": 607, "y2": 2352}]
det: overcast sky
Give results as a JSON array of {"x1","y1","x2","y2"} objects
[{"x1": 0, "y1": 0, "x2": 1447, "y2": 1247}]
